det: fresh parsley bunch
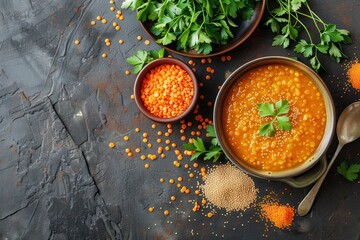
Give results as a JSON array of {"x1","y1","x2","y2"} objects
[
  {"x1": 122, "y1": 0, "x2": 259, "y2": 55},
  {"x1": 183, "y1": 125, "x2": 223, "y2": 162},
  {"x1": 265, "y1": 0, "x2": 352, "y2": 71}
]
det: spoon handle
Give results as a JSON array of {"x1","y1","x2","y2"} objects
[{"x1": 297, "y1": 144, "x2": 343, "y2": 216}]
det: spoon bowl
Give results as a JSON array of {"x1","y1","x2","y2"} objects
[
  {"x1": 337, "y1": 102, "x2": 360, "y2": 144},
  {"x1": 298, "y1": 101, "x2": 360, "y2": 216}
]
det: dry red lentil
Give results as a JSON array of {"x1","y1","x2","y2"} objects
[{"x1": 140, "y1": 64, "x2": 194, "y2": 119}]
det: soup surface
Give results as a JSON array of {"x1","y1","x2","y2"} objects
[{"x1": 223, "y1": 64, "x2": 326, "y2": 171}]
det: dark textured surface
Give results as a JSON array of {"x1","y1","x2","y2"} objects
[{"x1": 0, "y1": 0, "x2": 359, "y2": 239}]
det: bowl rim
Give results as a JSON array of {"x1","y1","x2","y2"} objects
[
  {"x1": 134, "y1": 57, "x2": 199, "y2": 123},
  {"x1": 139, "y1": 0, "x2": 266, "y2": 58},
  {"x1": 213, "y1": 56, "x2": 336, "y2": 179}
]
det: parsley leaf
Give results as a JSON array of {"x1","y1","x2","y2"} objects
[
  {"x1": 183, "y1": 125, "x2": 223, "y2": 162},
  {"x1": 126, "y1": 49, "x2": 164, "y2": 74},
  {"x1": 259, "y1": 123, "x2": 276, "y2": 137},
  {"x1": 276, "y1": 116, "x2": 292, "y2": 130},
  {"x1": 257, "y1": 100, "x2": 292, "y2": 137},
  {"x1": 337, "y1": 161, "x2": 360, "y2": 182},
  {"x1": 258, "y1": 103, "x2": 275, "y2": 117},
  {"x1": 275, "y1": 100, "x2": 290, "y2": 115}
]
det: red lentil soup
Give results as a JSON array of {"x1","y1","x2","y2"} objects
[{"x1": 223, "y1": 64, "x2": 326, "y2": 171}]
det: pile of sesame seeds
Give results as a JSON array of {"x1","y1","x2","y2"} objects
[{"x1": 201, "y1": 163, "x2": 258, "y2": 212}]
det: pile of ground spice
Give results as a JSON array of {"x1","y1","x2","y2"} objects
[
  {"x1": 201, "y1": 163, "x2": 258, "y2": 212},
  {"x1": 347, "y1": 60, "x2": 360, "y2": 90},
  {"x1": 261, "y1": 203, "x2": 295, "y2": 229}
]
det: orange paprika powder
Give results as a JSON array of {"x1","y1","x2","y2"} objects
[
  {"x1": 261, "y1": 204, "x2": 295, "y2": 229},
  {"x1": 347, "y1": 61, "x2": 360, "y2": 90}
]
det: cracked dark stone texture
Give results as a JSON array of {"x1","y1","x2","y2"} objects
[
  {"x1": 0, "y1": 94, "x2": 122, "y2": 239},
  {"x1": 0, "y1": 0, "x2": 360, "y2": 239}
]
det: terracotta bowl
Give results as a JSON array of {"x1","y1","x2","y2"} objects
[
  {"x1": 139, "y1": 0, "x2": 265, "y2": 58},
  {"x1": 134, "y1": 57, "x2": 199, "y2": 123},
  {"x1": 213, "y1": 56, "x2": 336, "y2": 187}
]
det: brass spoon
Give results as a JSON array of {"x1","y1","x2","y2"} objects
[{"x1": 298, "y1": 101, "x2": 360, "y2": 216}]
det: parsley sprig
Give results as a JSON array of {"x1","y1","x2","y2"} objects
[
  {"x1": 183, "y1": 125, "x2": 223, "y2": 162},
  {"x1": 337, "y1": 161, "x2": 360, "y2": 182},
  {"x1": 265, "y1": 0, "x2": 352, "y2": 71},
  {"x1": 126, "y1": 49, "x2": 165, "y2": 74},
  {"x1": 122, "y1": 0, "x2": 258, "y2": 55},
  {"x1": 258, "y1": 100, "x2": 292, "y2": 137}
]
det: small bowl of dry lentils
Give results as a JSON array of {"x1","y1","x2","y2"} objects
[{"x1": 134, "y1": 57, "x2": 199, "y2": 123}]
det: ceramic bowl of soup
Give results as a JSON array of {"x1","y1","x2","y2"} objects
[{"x1": 214, "y1": 56, "x2": 335, "y2": 187}]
